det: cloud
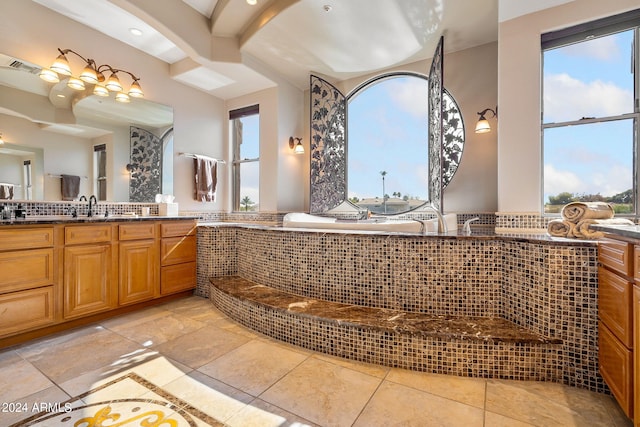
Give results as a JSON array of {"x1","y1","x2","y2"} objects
[
  {"x1": 560, "y1": 36, "x2": 620, "y2": 61},
  {"x1": 544, "y1": 73, "x2": 632, "y2": 122},
  {"x1": 544, "y1": 164, "x2": 584, "y2": 195},
  {"x1": 544, "y1": 162, "x2": 632, "y2": 200},
  {"x1": 385, "y1": 78, "x2": 428, "y2": 119}
]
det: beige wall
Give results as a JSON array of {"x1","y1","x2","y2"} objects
[{"x1": 498, "y1": 0, "x2": 639, "y2": 213}]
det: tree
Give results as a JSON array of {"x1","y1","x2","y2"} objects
[
  {"x1": 241, "y1": 196, "x2": 253, "y2": 211},
  {"x1": 547, "y1": 192, "x2": 575, "y2": 205}
]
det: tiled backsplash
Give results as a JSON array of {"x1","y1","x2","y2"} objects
[{"x1": 0, "y1": 200, "x2": 159, "y2": 217}]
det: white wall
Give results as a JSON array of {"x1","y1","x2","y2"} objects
[{"x1": 497, "y1": 0, "x2": 640, "y2": 213}]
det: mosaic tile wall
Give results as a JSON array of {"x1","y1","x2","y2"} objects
[
  {"x1": 211, "y1": 285, "x2": 563, "y2": 381},
  {"x1": 197, "y1": 225, "x2": 603, "y2": 392},
  {"x1": 0, "y1": 200, "x2": 159, "y2": 217}
]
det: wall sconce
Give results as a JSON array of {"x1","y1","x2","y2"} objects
[
  {"x1": 0, "y1": 133, "x2": 4, "y2": 145},
  {"x1": 289, "y1": 137, "x2": 304, "y2": 155},
  {"x1": 39, "y1": 48, "x2": 143, "y2": 103},
  {"x1": 475, "y1": 107, "x2": 497, "y2": 133}
]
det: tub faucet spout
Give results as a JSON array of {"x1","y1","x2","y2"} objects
[
  {"x1": 463, "y1": 217, "x2": 480, "y2": 235},
  {"x1": 423, "y1": 203, "x2": 447, "y2": 234}
]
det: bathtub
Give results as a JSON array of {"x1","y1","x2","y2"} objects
[{"x1": 282, "y1": 212, "x2": 457, "y2": 233}]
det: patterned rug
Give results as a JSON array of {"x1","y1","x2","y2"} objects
[{"x1": 11, "y1": 373, "x2": 223, "y2": 426}]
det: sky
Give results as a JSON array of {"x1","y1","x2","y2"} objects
[
  {"x1": 348, "y1": 76, "x2": 430, "y2": 201},
  {"x1": 542, "y1": 29, "x2": 634, "y2": 204}
]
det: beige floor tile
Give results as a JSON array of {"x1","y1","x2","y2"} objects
[
  {"x1": 259, "y1": 357, "x2": 382, "y2": 426},
  {"x1": 0, "y1": 350, "x2": 53, "y2": 402},
  {"x1": 484, "y1": 411, "x2": 535, "y2": 426},
  {"x1": 197, "y1": 339, "x2": 309, "y2": 396},
  {"x1": 162, "y1": 370, "x2": 254, "y2": 424},
  {"x1": 59, "y1": 352, "x2": 191, "y2": 396},
  {"x1": 109, "y1": 313, "x2": 206, "y2": 346},
  {"x1": 16, "y1": 326, "x2": 142, "y2": 384},
  {"x1": 386, "y1": 368, "x2": 487, "y2": 409},
  {"x1": 225, "y1": 398, "x2": 320, "y2": 427},
  {"x1": 486, "y1": 379, "x2": 619, "y2": 426},
  {"x1": 354, "y1": 380, "x2": 485, "y2": 427},
  {"x1": 153, "y1": 325, "x2": 252, "y2": 369},
  {"x1": 313, "y1": 352, "x2": 390, "y2": 379},
  {"x1": 100, "y1": 306, "x2": 173, "y2": 330}
]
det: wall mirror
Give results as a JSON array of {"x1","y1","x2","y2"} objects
[{"x1": 0, "y1": 53, "x2": 173, "y2": 202}]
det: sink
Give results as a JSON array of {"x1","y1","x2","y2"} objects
[{"x1": 421, "y1": 213, "x2": 458, "y2": 233}]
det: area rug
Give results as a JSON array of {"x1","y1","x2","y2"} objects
[{"x1": 11, "y1": 373, "x2": 223, "y2": 426}]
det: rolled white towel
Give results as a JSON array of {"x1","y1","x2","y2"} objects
[
  {"x1": 547, "y1": 219, "x2": 576, "y2": 238},
  {"x1": 561, "y1": 201, "x2": 614, "y2": 222},
  {"x1": 573, "y1": 217, "x2": 635, "y2": 239}
]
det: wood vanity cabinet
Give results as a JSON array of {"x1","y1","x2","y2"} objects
[
  {"x1": 118, "y1": 222, "x2": 159, "y2": 305},
  {"x1": 63, "y1": 224, "x2": 118, "y2": 319},
  {"x1": 598, "y1": 237, "x2": 635, "y2": 420},
  {"x1": 0, "y1": 226, "x2": 57, "y2": 337},
  {"x1": 160, "y1": 220, "x2": 197, "y2": 295}
]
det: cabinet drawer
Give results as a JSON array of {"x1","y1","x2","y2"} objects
[
  {"x1": 161, "y1": 262, "x2": 196, "y2": 295},
  {"x1": 161, "y1": 221, "x2": 196, "y2": 238},
  {"x1": 0, "y1": 227, "x2": 54, "y2": 251},
  {"x1": 599, "y1": 321, "x2": 634, "y2": 418},
  {"x1": 599, "y1": 267, "x2": 633, "y2": 347},
  {"x1": 161, "y1": 235, "x2": 196, "y2": 266},
  {"x1": 0, "y1": 287, "x2": 55, "y2": 337},
  {"x1": 599, "y1": 238, "x2": 632, "y2": 277},
  {"x1": 119, "y1": 222, "x2": 157, "y2": 241},
  {"x1": 0, "y1": 248, "x2": 54, "y2": 293},
  {"x1": 65, "y1": 224, "x2": 113, "y2": 245}
]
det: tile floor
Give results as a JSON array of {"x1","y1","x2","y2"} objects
[{"x1": 0, "y1": 295, "x2": 633, "y2": 426}]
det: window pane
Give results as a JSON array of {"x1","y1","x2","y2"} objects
[
  {"x1": 543, "y1": 119, "x2": 634, "y2": 213},
  {"x1": 543, "y1": 30, "x2": 634, "y2": 123},
  {"x1": 348, "y1": 76, "x2": 428, "y2": 214},
  {"x1": 238, "y1": 161, "x2": 259, "y2": 211},
  {"x1": 239, "y1": 115, "x2": 260, "y2": 159}
]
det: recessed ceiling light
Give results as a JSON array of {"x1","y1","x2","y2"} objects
[
  {"x1": 129, "y1": 28, "x2": 143, "y2": 36},
  {"x1": 323, "y1": 4, "x2": 332, "y2": 12}
]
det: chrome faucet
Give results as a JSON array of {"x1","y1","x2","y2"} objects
[
  {"x1": 423, "y1": 203, "x2": 448, "y2": 234},
  {"x1": 463, "y1": 217, "x2": 480, "y2": 235},
  {"x1": 88, "y1": 195, "x2": 97, "y2": 217}
]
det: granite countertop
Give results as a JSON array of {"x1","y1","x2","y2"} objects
[
  {"x1": 197, "y1": 221, "x2": 597, "y2": 246},
  {"x1": 591, "y1": 223, "x2": 640, "y2": 240},
  {"x1": 0, "y1": 215, "x2": 199, "y2": 226}
]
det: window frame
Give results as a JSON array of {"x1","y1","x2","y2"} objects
[
  {"x1": 541, "y1": 9, "x2": 640, "y2": 215},
  {"x1": 230, "y1": 104, "x2": 260, "y2": 212}
]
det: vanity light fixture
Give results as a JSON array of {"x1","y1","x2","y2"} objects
[
  {"x1": 0, "y1": 134, "x2": 4, "y2": 145},
  {"x1": 39, "y1": 48, "x2": 144, "y2": 102},
  {"x1": 289, "y1": 137, "x2": 304, "y2": 154},
  {"x1": 475, "y1": 107, "x2": 497, "y2": 133}
]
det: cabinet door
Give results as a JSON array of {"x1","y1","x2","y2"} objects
[
  {"x1": 599, "y1": 267, "x2": 633, "y2": 347},
  {"x1": 161, "y1": 262, "x2": 196, "y2": 295},
  {"x1": 634, "y1": 285, "x2": 640, "y2": 427},
  {"x1": 161, "y1": 235, "x2": 196, "y2": 266},
  {"x1": 0, "y1": 287, "x2": 55, "y2": 337},
  {"x1": 599, "y1": 321, "x2": 634, "y2": 418},
  {"x1": 119, "y1": 239, "x2": 159, "y2": 305},
  {"x1": 64, "y1": 244, "x2": 116, "y2": 319}
]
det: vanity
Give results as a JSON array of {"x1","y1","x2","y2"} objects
[
  {"x1": 592, "y1": 223, "x2": 640, "y2": 425},
  {"x1": 0, "y1": 216, "x2": 197, "y2": 349}
]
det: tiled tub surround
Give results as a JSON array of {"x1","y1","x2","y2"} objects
[{"x1": 197, "y1": 224, "x2": 604, "y2": 393}]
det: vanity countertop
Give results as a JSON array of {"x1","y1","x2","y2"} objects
[
  {"x1": 590, "y1": 223, "x2": 640, "y2": 240},
  {"x1": 0, "y1": 215, "x2": 199, "y2": 226}
]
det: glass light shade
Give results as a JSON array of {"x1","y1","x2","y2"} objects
[
  {"x1": 128, "y1": 80, "x2": 144, "y2": 98},
  {"x1": 50, "y1": 54, "x2": 71, "y2": 76},
  {"x1": 105, "y1": 73, "x2": 123, "y2": 92},
  {"x1": 294, "y1": 141, "x2": 305, "y2": 154},
  {"x1": 39, "y1": 68, "x2": 60, "y2": 83},
  {"x1": 115, "y1": 91, "x2": 130, "y2": 103},
  {"x1": 67, "y1": 77, "x2": 85, "y2": 91},
  {"x1": 475, "y1": 119, "x2": 491, "y2": 133},
  {"x1": 93, "y1": 84, "x2": 109, "y2": 97},
  {"x1": 247, "y1": 0, "x2": 257, "y2": 4},
  {"x1": 79, "y1": 65, "x2": 99, "y2": 84},
  {"x1": 0, "y1": 135, "x2": 4, "y2": 145}
]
